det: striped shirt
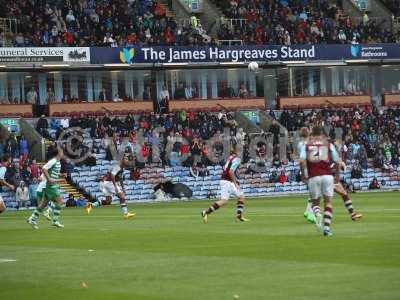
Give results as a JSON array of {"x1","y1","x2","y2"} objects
[{"x1": 40, "y1": 158, "x2": 61, "y2": 186}]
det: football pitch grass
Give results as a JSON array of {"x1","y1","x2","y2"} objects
[{"x1": 0, "y1": 192, "x2": 399, "y2": 300}]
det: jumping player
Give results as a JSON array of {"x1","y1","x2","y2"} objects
[
  {"x1": 298, "y1": 127, "x2": 315, "y2": 223},
  {"x1": 0, "y1": 155, "x2": 15, "y2": 214},
  {"x1": 201, "y1": 146, "x2": 249, "y2": 223},
  {"x1": 299, "y1": 126, "x2": 340, "y2": 236},
  {"x1": 85, "y1": 155, "x2": 135, "y2": 219},
  {"x1": 27, "y1": 147, "x2": 65, "y2": 229},
  {"x1": 299, "y1": 128, "x2": 362, "y2": 223}
]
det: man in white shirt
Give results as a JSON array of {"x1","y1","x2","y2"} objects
[
  {"x1": 26, "y1": 87, "x2": 38, "y2": 105},
  {"x1": 16, "y1": 181, "x2": 29, "y2": 209}
]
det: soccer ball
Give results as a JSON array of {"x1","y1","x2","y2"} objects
[{"x1": 248, "y1": 61, "x2": 259, "y2": 72}]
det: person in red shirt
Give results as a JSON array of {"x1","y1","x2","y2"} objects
[
  {"x1": 278, "y1": 171, "x2": 287, "y2": 184},
  {"x1": 29, "y1": 159, "x2": 40, "y2": 179}
]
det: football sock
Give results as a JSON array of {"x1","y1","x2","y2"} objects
[
  {"x1": 206, "y1": 202, "x2": 220, "y2": 215},
  {"x1": 31, "y1": 207, "x2": 43, "y2": 221},
  {"x1": 323, "y1": 206, "x2": 333, "y2": 231},
  {"x1": 312, "y1": 205, "x2": 321, "y2": 216},
  {"x1": 236, "y1": 200, "x2": 245, "y2": 217},
  {"x1": 121, "y1": 203, "x2": 128, "y2": 215},
  {"x1": 52, "y1": 204, "x2": 62, "y2": 222},
  {"x1": 342, "y1": 194, "x2": 354, "y2": 215},
  {"x1": 306, "y1": 199, "x2": 313, "y2": 213}
]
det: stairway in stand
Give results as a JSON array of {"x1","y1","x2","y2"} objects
[{"x1": 37, "y1": 162, "x2": 84, "y2": 200}]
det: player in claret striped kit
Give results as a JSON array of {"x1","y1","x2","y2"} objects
[
  {"x1": 201, "y1": 145, "x2": 249, "y2": 223},
  {"x1": 299, "y1": 126, "x2": 340, "y2": 236}
]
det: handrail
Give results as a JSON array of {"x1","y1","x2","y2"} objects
[
  {"x1": 217, "y1": 39, "x2": 244, "y2": 46},
  {"x1": 176, "y1": 0, "x2": 203, "y2": 13},
  {"x1": 218, "y1": 18, "x2": 247, "y2": 29}
]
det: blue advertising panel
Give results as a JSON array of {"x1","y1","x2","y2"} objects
[{"x1": 90, "y1": 44, "x2": 400, "y2": 64}]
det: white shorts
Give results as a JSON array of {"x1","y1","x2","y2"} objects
[
  {"x1": 100, "y1": 181, "x2": 123, "y2": 197},
  {"x1": 308, "y1": 175, "x2": 334, "y2": 199},
  {"x1": 220, "y1": 180, "x2": 244, "y2": 200},
  {"x1": 0, "y1": 196, "x2": 6, "y2": 213}
]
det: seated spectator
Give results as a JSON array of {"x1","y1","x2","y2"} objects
[
  {"x1": 66, "y1": 193, "x2": 76, "y2": 207},
  {"x1": 75, "y1": 196, "x2": 87, "y2": 207},
  {"x1": 15, "y1": 181, "x2": 29, "y2": 209},
  {"x1": 278, "y1": 171, "x2": 287, "y2": 184},
  {"x1": 373, "y1": 151, "x2": 385, "y2": 169},
  {"x1": 130, "y1": 167, "x2": 141, "y2": 181},
  {"x1": 391, "y1": 153, "x2": 399, "y2": 168},
  {"x1": 351, "y1": 161, "x2": 363, "y2": 179},
  {"x1": 269, "y1": 170, "x2": 278, "y2": 183},
  {"x1": 190, "y1": 163, "x2": 199, "y2": 178},
  {"x1": 369, "y1": 177, "x2": 380, "y2": 190},
  {"x1": 272, "y1": 154, "x2": 282, "y2": 169}
]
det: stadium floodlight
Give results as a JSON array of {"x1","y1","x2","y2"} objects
[
  {"x1": 283, "y1": 60, "x2": 306, "y2": 64},
  {"x1": 42, "y1": 64, "x2": 70, "y2": 67},
  {"x1": 163, "y1": 62, "x2": 189, "y2": 66},
  {"x1": 103, "y1": 64, "x2": 132, "y2": 67},
  {"x1": 345, "y1": 59, "x2": 369, "y2": 63},
  {"x1": 219, "y1": 62, "x2": 245, "y2": 65},
  {"x1": 0, "y1": 65, "x2": 6, "y2": 68},
  {"x1": 304, "y1": 61, "x2": 347, "y2": 66}
]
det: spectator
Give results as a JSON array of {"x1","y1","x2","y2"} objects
[
  {"x1": 47, "y1": 88, "x2": 55, "y2": 103},
  {"x1": 269, "y1": 170, "x2": 279, "y2": 183},
  {"x1": 66, "y1": 193, "x2": 76, "y2": 207},
  {"x1": 238, "y1": 84, "x2": 249, "y2": 98},
  {"x1": 26, "y1": 87, "x2": 38, "y2": 105},
  {"x1": 36, "y1": 115, "x2": 49, "y2": 138},
  {"x1": 130, "y1": 167, "x2": 141, "y2": 181},
  {"x1": 15, "y1": 181, "x2": 29, "y2": 209},
  {"x1": 28, "y1": 178, "x2": 39, "y2": 207},
  {"x1": 174, "y1": 83, "x2": 185, "y2": 100},
  {"x1": 158, "y1": 85, "x2": 170, "y2": 114},
  {"x1": 19, "y1": 135, "x2": 29, "y2": 157},
  {"x1": 272, "y1": 154, "x2": 282, "y2": 169},
  {"x1": 189, "y1": 163, "x2": 199, "y2": 178},
  {"x1": 278, "y1": 170, "x2": 287, "y2": 184},
  {"x1": 369, "y1": 177, "x2": 380, "y2": 190},
  {"x1": 143, "y1": 86, "x2": 152, "y2": 100},
  {"x1": 351, "y1": 161, "x2": 363, "y2": 179},
  {"x1": 99, "y1": 88, "x2": 107, "y2": 101}
]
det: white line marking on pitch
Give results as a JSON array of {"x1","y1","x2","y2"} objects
[{"x1": 0, "y1": 259, "x2": 17, "y2": 263}]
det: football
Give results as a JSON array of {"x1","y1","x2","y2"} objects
[{"x1": 248, "y1": 61, "x2": 259, "y2": 72}]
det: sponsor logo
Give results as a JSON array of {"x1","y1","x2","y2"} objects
[
  {"x1": 119, "y1": 48, "x2": 135, "y2": 64},
  {"x1": 68, "y1": 49, "x2": 87, "y2": 60},
  {"x1": 351, "y1": 45, "x2": 360, "y2": 57}
]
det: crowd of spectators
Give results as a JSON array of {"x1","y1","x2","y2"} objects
[
  {"x1": 0, "y1": 140, "x2": 41, "y2": 208},
  {"x1": 380, "y1": 0, "x2": 400, "y2": 17},
  {"x1": 0, "y1": 0, "x2": 210, "y2": 48},
  {"x1": 277, "y1": 105, "x2": 400, "y2": 178},
  {"x1": 214, "y1": 0, "x2": 394, "y2": 45}
]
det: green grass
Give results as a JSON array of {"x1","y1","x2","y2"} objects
[{"x1": 1, "y1": 192, "x2": 399, "y2": 300}]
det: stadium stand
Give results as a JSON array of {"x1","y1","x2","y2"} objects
[
  {"x1": 213, "y1": 0, "x2": 395, "y2": 45},
  {"x1": 1, "y1": 105, "x2": 399, "y2": 208},
  {"x1": 0, "y1": 0, "x2": 209, "y2": 47}
]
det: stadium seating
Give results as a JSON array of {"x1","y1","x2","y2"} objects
[{"x1": 214, "y1": 0, "x2": 394, "y2": 45}]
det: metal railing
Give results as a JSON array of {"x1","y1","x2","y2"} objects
[
  {"x1": 218, "y1": 18, "x2": 247, "y2": 29},
  {"x1": 177, "y1": 0, "x2": 202, "y2": 13},
  {"x1": 217, "y1": 40, "x2": 244, "y2": 46},
  {"x1": 351, "y1": 0, "x2": 371, "y2": 11}
]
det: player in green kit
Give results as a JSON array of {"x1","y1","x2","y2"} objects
[{"x1": 27, "y1": 147, "x2": 65, "y2": 229}]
